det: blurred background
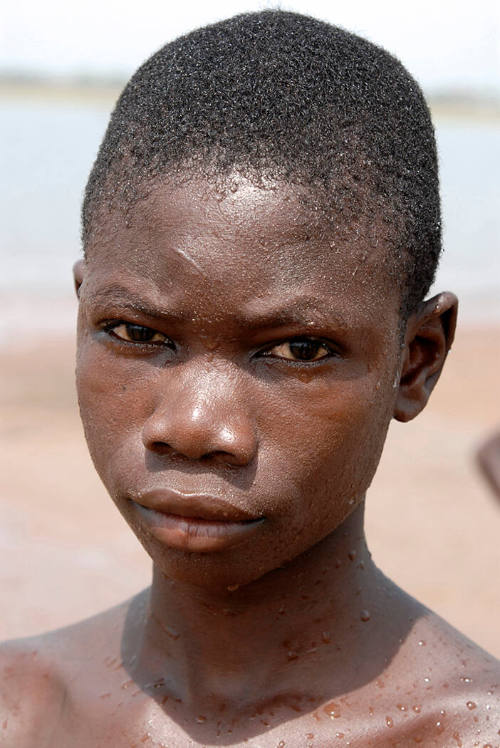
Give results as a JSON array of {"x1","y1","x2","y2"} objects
[{"x1": 1, "y1": 0, "x2": 499, "y2": 655}]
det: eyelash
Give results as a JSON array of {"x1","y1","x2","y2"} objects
[
  {"x1": 102, "y1": 321, "x2": 175, "y2": 348},
  {"x1": 101, "y1": 321, "x2": 338, "y2": 363}
]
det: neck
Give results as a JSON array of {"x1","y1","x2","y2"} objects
[{"x1": 122, "y1": 503, "x2": 393, "y2": 711}]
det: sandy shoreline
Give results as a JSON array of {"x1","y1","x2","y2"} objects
[{"x1": 1, "y1": 324, "x2": 499, "y2": 656}]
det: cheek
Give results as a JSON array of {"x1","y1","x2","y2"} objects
[
  {"x1": 262, "y1": 374, "x2": 393, "y2": 531},
  {"x1": 75, "y1": 337, "x2": 154, "y2": 489}
]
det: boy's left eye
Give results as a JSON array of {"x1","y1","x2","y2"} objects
[{"x1": 263, "y1": 338, "x2": 333, "y2": 362}]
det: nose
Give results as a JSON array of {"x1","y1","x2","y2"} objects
[{"x1": 141, "y1": 364, "x2": 258, "y2": 466}]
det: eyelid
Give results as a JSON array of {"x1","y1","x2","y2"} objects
[
  {"x1": 259, "y1": 336, "x2": 339, "y2": 362},
  {"x1": 101, "y1": 320, "x2": 174, "y2": 347}
]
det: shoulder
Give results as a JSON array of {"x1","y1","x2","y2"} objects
[
  {"x1": 0, "y1": 636, "x2": 67, "y2": 748},
  {"x1": 393, "y1": 609, "x2": 500, "y2": 745},
  {"x1": 0, "y1": 595, "x2": 138, "y2": 748}
]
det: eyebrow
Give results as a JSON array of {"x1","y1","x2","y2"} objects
[
  {"x1": 86, "y1": 284, "x2": 351, "y2": 331},
  {"x1": 85, "y1": 285, "x2": 185, "y2": 322},
  {"x1": 240, "y1": 293, "x2": 351, "y2": 331}
]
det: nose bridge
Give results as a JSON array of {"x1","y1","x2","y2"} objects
[
  {"x1": 142, "y1": 357, "x2": 257, "y2": 463},
  {"x1": 180, "y1": 361, "x2": 239, "y2": 430}
]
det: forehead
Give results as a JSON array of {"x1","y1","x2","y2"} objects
[{"x1": 84, "y1": 175, "x2": 401, "y2": 326}]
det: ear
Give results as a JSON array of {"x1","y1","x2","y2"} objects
[
  {"x1": 393, "y1": 292, "x2": 458, "y2": 423},
  {"x1": 73, "y1": 259, "x2": 85, "y2": 298}
]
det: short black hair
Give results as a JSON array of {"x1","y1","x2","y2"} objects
[{"x1": 82, "y1": 10, "x2": 441, "y2": 316}]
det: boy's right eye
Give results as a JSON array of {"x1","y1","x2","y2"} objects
[{"x1": 104, "y1": 322, "x2": 174, "y2": 347}]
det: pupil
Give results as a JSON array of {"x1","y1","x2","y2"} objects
[
  {"x1": 128, "y1": 324, "x2": 154, "y2": 341},
  {"x1": 289, "y1": 339, "x2": 320, "y2": 360}
]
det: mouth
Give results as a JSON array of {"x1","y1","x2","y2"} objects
[{"x1": 131, "y1": 488, "x2": 265, "y2": 553}]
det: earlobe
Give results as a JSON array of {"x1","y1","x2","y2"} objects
[
  {"x1": 73, "y1": 259, "x2": 85, "y2": 298},
  {"x1": 393, "y1": 292, "x2": 458, "y2": 422}
]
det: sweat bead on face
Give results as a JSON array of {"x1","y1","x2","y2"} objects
[{"x1": 76, "y1": 175, "x2": 402, "y2": 590}]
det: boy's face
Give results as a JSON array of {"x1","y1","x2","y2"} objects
[{"x1": 76, "y1": 175, "x2": 403, "y2": 589}]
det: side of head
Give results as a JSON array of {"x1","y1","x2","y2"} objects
[{"x1": 81, "y1": 9, "x2": 442, "y2": 319}]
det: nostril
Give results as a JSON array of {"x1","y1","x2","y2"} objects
[{"x1": 149, "y1": 441, "x2": 174, "y2": 456}]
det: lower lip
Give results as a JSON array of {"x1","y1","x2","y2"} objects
[{"x1": 133, "y1": 503, "x2": 265, "y2": 553}]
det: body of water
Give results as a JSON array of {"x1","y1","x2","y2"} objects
[{"x1": 1, "y1": 95, "x2": 499, "y2": 343}]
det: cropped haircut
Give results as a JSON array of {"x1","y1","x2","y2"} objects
[{"x1": 82, "y1": 10, "x2": 442, "y2": 316}]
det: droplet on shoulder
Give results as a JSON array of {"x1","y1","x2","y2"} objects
[{"x1": 323, "y1": 701, "x2": 342, "y2": 719}]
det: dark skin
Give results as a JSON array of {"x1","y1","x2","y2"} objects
[{"x1": 1, "y1": 175, "x2": 498, "y2": 747}]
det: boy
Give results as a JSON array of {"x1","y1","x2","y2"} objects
[{"x1": 1, "y1": 10, "x2": 498, "y2": 746}]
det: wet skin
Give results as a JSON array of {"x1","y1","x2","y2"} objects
[{"x1": 1, "y1": 176, "x2": 498, "y2": 747}]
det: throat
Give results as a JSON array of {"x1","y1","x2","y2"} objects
[{"x1": 120, "y1": 506, "x2": 383, "y2": 710}]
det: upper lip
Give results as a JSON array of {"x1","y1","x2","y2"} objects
[{"x1": 133, "y1": 488, "x2": 262, "y2": 523}]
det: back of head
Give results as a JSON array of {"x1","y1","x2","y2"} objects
[{"x1": 82, "y1": 10, "x2": 441, "y2": 315}]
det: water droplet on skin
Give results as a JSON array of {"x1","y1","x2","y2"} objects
[
  {"x1": 287, "y1": 651, "x2": 299, "y2": 661},
  {"x1": 418, "y1": 640, "x2": 426, "y2": 647},
  {"x1": 412, "y1": 705, "x2": 421, "y2": 713},
  {"x1": 397, "y1": 704, "x2": 407, "y2": 711},
  {"x1": 298, "y1": 370, "x2": 315, "y2": 383},
  {"x1": 360, "y1": 610, "x2": 371, "y2": 622},
  {"x1": 336, "y1": 733, "x2": 344, "y2": 739},
  {"x1": 201, "y1": 337, "x2": 219, "y2": 352},
  {"x1": 121, "y1": 679, "x2": 133, "y2": 689},
  {"x1": 423, "y1": 676, "x2": 431, "y2": 684},
  {"x1": 278, "y1": 741, "x2": 286, "y2": 747},
  {"x1": 196, "y1": 715, "x2": 207, "y2": 723},
  {"x1": 348, "y1": 550, "x2": 357, "y2": 561},
  {"x1": 227, "y1": 584, "x2": 239, "y2": 592},
  {"x1": 460, "y1": 676, "x2": 472, "y2": 684},
  {"x1": 321, "y1": 631, "x2": 331, "y2": 644},
  {"x1": 323, "y1": 701, "x2": 342, "y2": 719},
  {"x1": 435, "y1": 721, "x2": 445, "y2": 734},
  {"x1": 466, "y1": 701, "x2": 477, "y2": 710},
  {"x1": 368, "y1": 706, "x2": 374, "y2": 716}
]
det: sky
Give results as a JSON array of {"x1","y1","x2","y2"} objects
[{"x1": 1, "y1": 0, "x2": 500, "y2": 94}]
